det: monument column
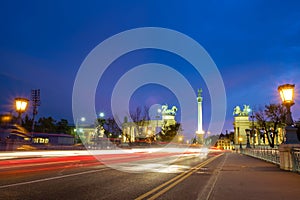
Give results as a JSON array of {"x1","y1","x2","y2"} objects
[{"x1": 196, "y1": 89, "x2": 204, "y2": 144}]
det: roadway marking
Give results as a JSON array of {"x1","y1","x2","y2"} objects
[
  {"x1": 0, "y1": 167, "x2": 110, "y2": 189},
  {"x1": 135, "y1": 153, "x2": 224, "y2": 200},
  {"x1": 197, "y1": 153, "x2": 228, "y2": 200}
]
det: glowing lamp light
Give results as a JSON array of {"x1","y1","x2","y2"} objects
[
  {"x1": 14, "y1": 97, "x2": 29, "y2": 125},
  {"x1": 147, "y1": 130, "x2": 152, "y2": 136},
  {"x1": 278, "y1": 84, "x2": 295, "y2": 126},
  {"x1": 2, "y1": 115, "x2": 12, "y2": 122},
  {"x1": 15, "y1": 98, "x2": 29, "y2": 114},
  {"x1": 1, "y1": 114, "x2": 12, "y2": 124},
  {"x1": 278, "y1": 83, "x2": 300, "y2": 144},
  {"x1": 238, "y1": 137, "x2": 243, "y2": 149},
  {"x1": 99, "y1": 112, "x2": 105, "y2": 118},
  {"x1": 278, "y1": 84, "x2": 295, "y2": 105}
]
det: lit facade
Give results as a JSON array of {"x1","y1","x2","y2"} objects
[
  {"x1": 122, "y1": 105, "x2": 177, "y2": 143},
  {"x1": 233, "y1": 107, "x2": 284, "y2": 146},
  {"x1": 216, "y1": 138, "x2": 233, "y2": 150}
]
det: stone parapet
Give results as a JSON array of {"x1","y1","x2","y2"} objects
[{"x1": 279, "y1": 143, "x2": 300, "y2": 171}]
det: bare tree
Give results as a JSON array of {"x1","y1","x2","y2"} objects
[
  {"x1": 105, "y1": 117, "x2": 122, "y2": 137},
  {"x1": 121, "y1": 106, "x2": 151, "y2": 143},
  {"x1": 131, "y1": 106, "x2": 150, "y2": 137},
  {"x1": 255, "y1": 104, "x2": 286, "y2": 148}
]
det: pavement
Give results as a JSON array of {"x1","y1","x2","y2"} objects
[
  {"x1": 207, "y1": 152, "x2": 300, "y2": 200},
  {"x1": 1, "y1": 150, "x2": 299, "y2": 200}
]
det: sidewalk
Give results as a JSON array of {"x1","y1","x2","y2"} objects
[{"x1": 209, "y1": 153, "x2": 300, "y2": 200}]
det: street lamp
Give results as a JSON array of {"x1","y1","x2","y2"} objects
[
  {"x1": 238, "y1": 137, "x2": 243, "y2": 149},
  {"x1": 245, "y1": 129, "x2": 251, "y2": 148},
  {"x1": 278, "y1": 84, "x2": 295, "y2": 126},
  {"x1": 14, "y1": 97, "x2": 29, "y2": 125},
  {"x1": 75, "y1": 117, "x2": 86, "y2": 144},
  {"x1": 156, "y1": 109, "x2": 161, "y2": 134},
  {"x1": 278, "y1": 84, "x2": 299, "y2": 144}
]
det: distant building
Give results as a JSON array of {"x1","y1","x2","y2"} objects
[
  {"x1": 233, "y1": 105, "x2": 284, "y2": 147},
  {"x1": 216, "y1": 137, "x2": 233, "y2": 150},
  {"x1": 0, "y1": 123, "x2": 74, "y2": 146},
  {"x1": 31, "y1": 132, "x2": 74, "y2": 145},
  {"x1": 122, "y1": 104, "x2": 178, "y2": 143}
]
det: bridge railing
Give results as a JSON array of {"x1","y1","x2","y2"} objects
[
  {"x1": 241, "y1": 146, "x2": 280, "y2": 165},
  {"x1": 291, "y1": 148, "x2": 300, "y2": 172},
  {"x1": 240, "y1": 146, "x2": 300, "y2": 173}
]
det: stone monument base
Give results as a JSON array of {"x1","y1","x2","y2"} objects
[{"x1": 279, "y1": 143, "x2": 300, "y2": 171}]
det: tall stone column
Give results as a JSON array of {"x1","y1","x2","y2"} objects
[{"x1": 196, "y1": 89, "x2": 204, "y2": 144}]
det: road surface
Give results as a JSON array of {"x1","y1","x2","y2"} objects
[{"x1": 0, "y1": 149, "x2": 224, "y2": 200}]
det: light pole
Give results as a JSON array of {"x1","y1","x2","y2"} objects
[
  {"x1": 250, "y1": 110, "x2": 256, "y2": 148},
  {"x1": 75, "y1": 117, "x2": 85, "y2": 144},
  {"x1": 239, "y1": 137, "x2": 243, "y2": 149},
  {"x1": 156, "y1": 109, "x2": 161, "y2": 135},
  {"x1": 14, "y1": 97, "x2": 29, "y2": 125},
  {"x1": 245, "y1": 129, "x2": 251, "y2": 148},
  {"x1": 98, "y1": 112, "x2": 105, "y2": 137},
  {"x1": 278, "y1": 84, "x2": 299, "y2": 144},
  {"x1": 31, "y1": 89, "x2": 40, "y2": 132}
]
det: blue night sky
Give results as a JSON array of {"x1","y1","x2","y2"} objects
[{"x1": 1, "y1": 0, "x2": 300, "y2": 137}]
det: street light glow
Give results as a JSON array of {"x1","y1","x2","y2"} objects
[
  {"x1": 278, "y1": 84, "x2": 295, "y2": 126},
  {"x1": 278, "y1": 84, "x2": 295, "y2": 105},
  {"x1": 80, "y1": 117, "x2": 86, "y2": 122},
  {"x1": 15, "y1": 98, "x2": 29, "y2": 113},
  {"x1": 99, "y1": 112, "x2": 105, "y2": 118}
]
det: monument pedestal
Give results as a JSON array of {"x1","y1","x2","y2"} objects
[
  {"x1": 279, "y1": 127, "x2": 300, "y2": 171},
  {"x1": 196, "y1": 131, "x2": 204, "y2": 145},
  {"x1": 279, "y1": 143, "x2": 300, "y2": 171}
]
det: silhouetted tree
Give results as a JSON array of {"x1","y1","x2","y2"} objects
[
  {"x1": 35, "y1": 117, "x2": 56, "y2": 133},
  {"x1": 159, "y1": 122, "x2": 181, "y2": 142},
  {"x1": 255, "y1": 104, "x2": 286, "y2": 148},
  {"x1": 105, "y1": 117, "x2": 122, "y2": 138},
  {"x1": 22, "y1": 114, "x2": 33, "y2": 132},
  {"x1": 122, "y1": 106, "x2": 150, "y2": 143},
  {"x1": 56, "y1": 119, "x2": 70, "y2": 134}
]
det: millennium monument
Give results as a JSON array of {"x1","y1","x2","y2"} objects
[{"x1": 196, "y1": 89, "x2": 204, "y2": 144}]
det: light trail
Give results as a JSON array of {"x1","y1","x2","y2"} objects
[{"x1": 0, "y1": 168, "x2": 110, "y2": 189}]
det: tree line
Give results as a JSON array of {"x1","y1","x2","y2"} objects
[{"x1": 22, "y1": 115, "x2": 72, "y2": 134}]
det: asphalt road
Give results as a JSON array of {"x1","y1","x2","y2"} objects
[{"x1": 0, "y1": 151, "x2": 224, "y2": 200}]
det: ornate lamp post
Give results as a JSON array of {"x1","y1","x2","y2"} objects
[
  {"x1": 14, "y1": 97, "x2": 29, "y2": 125},
  {"x1": 278, "y1": 84, "x2": 295, "y2": 126},
  {"x1": 278, "y1": 84, "x2": 299, "y2": 144}
]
